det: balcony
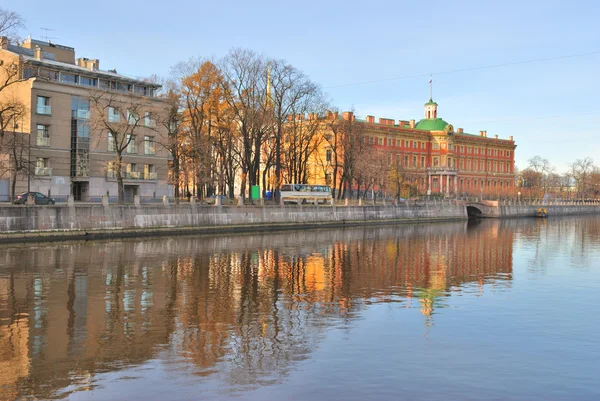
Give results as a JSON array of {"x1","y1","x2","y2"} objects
[
  {"x1": 36, "y1": 136, "x2": 50, "y2": 147},
  {"x1": 75, "y1": 167, "x2": 90, "y2": 178},
  {"x1": 144, "y1": 172, "x2": 157, "y2": 180},
  {"x1": 124, "y1": 171, "x2": 141, "y2": 179},
  {"x1": 74, "y1": 109, "x2": 90, "y2": 119},
  {"x1": 106, "y1": 171, "x2": 116, "y2": 180},
  {"x1": 37, "y1": 104, "x2": 51, "y2": 115},
  {"x1": 35, "y1": 167, "x2": 52, "y2": 176}
]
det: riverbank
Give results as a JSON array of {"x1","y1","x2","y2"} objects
[
  {"x1": 1, "y1": 200, "x2": 599, "y2": 244},
  {"x1": 0, "y1": 202, "x2": 466, "y2": 243}
]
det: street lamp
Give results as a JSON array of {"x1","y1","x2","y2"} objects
[{"x1": 518, "y1": 191, "x2": 521, "y2": 202}]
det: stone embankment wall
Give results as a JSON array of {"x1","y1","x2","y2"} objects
[
  {"x1": 0, "y1": 201, "x2": 466, "y2": 242},
  {"x1": 472, "y1": 200, "x2": 600, "y2": 217}
]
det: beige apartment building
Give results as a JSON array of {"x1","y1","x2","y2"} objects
[{"x1": 0, "y1": 37, "x2": 172, "y2": 202}]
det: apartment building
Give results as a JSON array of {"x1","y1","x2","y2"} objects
[{"x1": 0, "y1": 37, "x2": 172, "y2": 202}]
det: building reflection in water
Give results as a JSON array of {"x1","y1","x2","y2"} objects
[{"x1": 0, "y1": 220, "x2": 515, "y2": 399}]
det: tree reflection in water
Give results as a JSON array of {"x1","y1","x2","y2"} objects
[{"x1": 0, "y1": 220, "x2": 517, "y2": 399}]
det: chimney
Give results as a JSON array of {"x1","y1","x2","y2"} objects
[
  {"x1": 34, "y1": 46, "x2": 43, "y2": 60},
  {"x1": 494, "y1": 134, "x2": 498, "y2": 139},
  {"x1": 333, "y1": 112, "x2": 339, "y2": 120},
  {"x1": 479, "y1": 130, "x2": 487, "y2": 137},
  {"x1": 509, "y1": 136, "x2": 514, "y2": 141},
  {"x1": 308, "y1": 113, "x2": 316, "y2": 120},
  {"x1": 379, "y1": 118, "x2": 395, "y2": 125},
  {"x1": 296, "y1": 113, "x2": 302, "y2": 120},
  {"x1": 88, "y1": 59, "x2": 100, "y2": 70},
  {"x1": 457, "y1": 127, "x2": 464, "y2": 133},
  {"x1": 342, "y1": 111, "x2": 353, "y2": 121},
  {"x1": 287, "y1": 114, "x2": 293, "y2": 122},
  {"x1": 0, "y1": 36, "x2": 8, "y2": 50},
  {"x1": 326, "y1": 110, "x2": 332, "y2": 119},
  {"x1": 366, "y1": 115, "x2": 375, "y2": 123},
  {"x1": 409, "y1": 119, "x2": 415, "y2": 129}
]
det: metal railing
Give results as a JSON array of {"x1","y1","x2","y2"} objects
[
  {"x1": 37, "y1": 104, "x2": 51, "y2": 115},
  {"x1": 36, "y1": 136, "x2": 50, "y2": 147},
  {"x1": 144, "y1": 172, "x2": 157, "y2": 180},
  {"x1": 35, "y1": 167, "x2": 52, "y2": 176}
]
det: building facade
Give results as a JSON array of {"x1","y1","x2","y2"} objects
[
  {"x1": 304, "y1": 99, "x2": 517, "y2": 198},
  {"x1": 0, "y1": 37, "x2": 172, "y2": 202}
]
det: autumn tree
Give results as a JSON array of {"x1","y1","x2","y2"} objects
[
  {"x1": 174, "y1": 59, "x2": 229, "y2": 199},
  {"x1": 0, "y1": 99, "x2": 28, "y2": 198}
]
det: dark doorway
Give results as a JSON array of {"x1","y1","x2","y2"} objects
[{"x1": 72, "y1": 181, "x2": 89, "y2": 201}]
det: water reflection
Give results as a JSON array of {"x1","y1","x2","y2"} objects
[{"x1": 0, "y1": 220, "x2": 517, "y2": 399}]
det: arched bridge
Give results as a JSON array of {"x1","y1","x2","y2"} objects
[{"x1": 464, "y1": 200, "x2": 501, "y2": 218}]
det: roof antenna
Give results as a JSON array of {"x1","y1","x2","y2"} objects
[{"x1": 40, "y1": 27, "x2": 58, "y2": 43}]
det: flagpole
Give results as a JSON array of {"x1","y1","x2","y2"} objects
[{"x1": 429, "y1": 74, "x2": 432, "y2": 100}]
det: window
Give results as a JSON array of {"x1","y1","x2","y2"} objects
[
  {"x1": 126, "y1": 135, "x2": 137, "y2": 154},
  {"x1": 144, "y1": 111, "x2": 155, "y2": 127},
  {"x1": 494, "y1": 149, "x2": 498, "y2": 156},
  {"x1": 144, "y1": 164, "x2": 156, "y2": 179},
  {"x1": 35, "y1": 158, "x2": 51, "y2": 176},
  {"x1": 369, "y1": 137, "x2": 374, "y2": 145},
  {"x1": 37, "y1": 96, "x2": 51, "y2": 115},
  {"x1": 143, "y1": 136, "x2": 156, "y2": 155},
  {"x1": 404, "y1": 155, "x2": 409, "y2": 166},
  {"x1": 108, "y1": 107, "x2": 120, "y2": 123},
  {"x1": 507, "y1": 151, "x2": 511, "y2": 157},
  {"x1": 36, "y1": 124, "x2": 50, "y2": 146},
  {"x1": 421, "y1": 142, "x2": 426, "y2": 149},
  {"x1": 39, "y1": 69, "x2": 58, "y2": 81},
  {"x1": 421, "y1": 156, "x2": 425, "y2": 167},
  {"x1": 100, "y1": 79, "x2": 111, "y2": 90},
  {"x1": 507, "y1": 162, "x2": 511, "y2": 173},
  {"x1": 126, "y1": 163, "x2": 139, "y2": 179},
  {"x1": 127, "y1": 110, "x2": 139, "y2": 125},
  {"x1": 60, "y1": 73, "x2": 77, "y2": 84},
  {"x1": 135, "y1": 86, "x2": 148, "y2": 96},
  {"x1": 378, "y1": 137, "x2": 383, "y2": 145},
  {"x1": 433, "y1": 143, "x2": 440, "y2": 150},
  {"x1": 108, "y1": 133, "x2": 116, "y2": 152},
  {"x1": 71, "y1": 97, "x2": 90, "y2": 119},
  {"x1": 326, "y1": 149, "x2": 332, "y2": 163},
  {"x1": 80, "y1": 76, "x2": 97, "y2": 87},
  {"x1": 412, "y1": 155, "x2": 417, "y2": 166},
  {"x1": 107, "y1": 161, "x2": 116, "y2": 179},
  {"x1": 388, "y1": 153, "x2": 392, "y2": 164},
  {"x1": 494, "y1": 161, "x2": 498, "y2": 171},
  {"x1": 433, "y1": 157, "x2": 439, "y2": 167},
  {"x1": 413, "y1": 141, "x2": 418, "y2": 149},
  {"x1": 387, "y1": 138, "x2": 392, "y2": 146}
]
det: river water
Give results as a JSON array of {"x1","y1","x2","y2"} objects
[{"x1": 0, "y1": 217, "x2": 599, "y2": 401}]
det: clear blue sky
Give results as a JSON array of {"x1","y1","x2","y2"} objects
[{"x1": 6, "y1": 0, "x2": 599, "y2": 173}]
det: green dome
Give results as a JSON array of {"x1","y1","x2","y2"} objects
[{"x1": 415, "y1": 118, "x2": 450, "y2": 131}]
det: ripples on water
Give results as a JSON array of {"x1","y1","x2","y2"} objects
[{"x1": 0, "y1": 217, "x2": 599, "y2": 400}]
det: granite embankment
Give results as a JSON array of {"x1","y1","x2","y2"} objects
[
  {"x1": 1, "y1": 200, "x2": 599, "y2": 243},
  {"x1": 0, "y1": 201, "x2": 465, "y2": 243}
]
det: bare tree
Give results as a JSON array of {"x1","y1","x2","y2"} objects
[
  {"x1": 570, "y1": 157, "x2": 595, "y2": 199},
  {"x1": 267, "y1": 59, "x2": 325, "y2": 200},
  {"x1": 89, "y1": 90, "x2": 154, "y2": 204},
  {"x1": 0, "y1": 8, "x2": 24, "y2": 42},
  {"x1": 219, "y1": 48, "x2": 270, "y2": 200},
  {"x1": 0, "y1": 99, "x2": 29, "y2": 198},
  {"x1": 527, "y1": 156, "x2": 555, "y2": 198}
]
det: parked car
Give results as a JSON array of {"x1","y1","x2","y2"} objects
[
  {"x1": 13, "y1": 192, "x2": 56, "y2": 205},
  {"x1": 203, "y1": 195, "x2": 233, "y2": 205}
]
